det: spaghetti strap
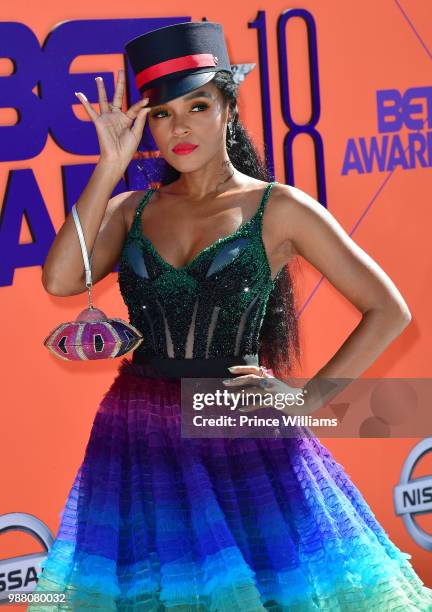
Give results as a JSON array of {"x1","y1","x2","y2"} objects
[
  {"x1": 129, "y1": 189, "x2": 156, "y2": 239},
  {"x1": 256, "y1": 181, "x2": 277, "y2": 227},
  {"x1": 135, "y1": 189, "x2": 156, "y2": 217}
]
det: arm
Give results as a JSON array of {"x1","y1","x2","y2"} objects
[
  {"x1": 42, "y1": 68, "x2": 150, "y2": 296},
  {"x1": 42, "y1": 164, "x2": 132, "y2": 296},
  {"x1": 273, "y1": 184, "x2": 411, "y2": 383}
]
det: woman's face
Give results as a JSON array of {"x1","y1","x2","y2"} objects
[{"x1": 146, "y1": 80, "x2": 230, "y2": 172}]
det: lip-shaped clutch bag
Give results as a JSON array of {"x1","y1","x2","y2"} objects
[{"x1": 43, "y1": 203, "x2": 143, "y2": 361}]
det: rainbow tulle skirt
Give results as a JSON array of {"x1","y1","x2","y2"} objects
[{"x1": 29, "y1": 358, "x2": 432, "y2": 611}]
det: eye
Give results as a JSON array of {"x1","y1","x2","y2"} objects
[
  {"x1": 190, "y1": 102, "x2": 209, "y2": 112},
  {"x1": 151, "y1": 109, "x2": 167, "y2": 119},
  {"x1": 150, "y1": 101, "x2": 209, "y2": 119}
]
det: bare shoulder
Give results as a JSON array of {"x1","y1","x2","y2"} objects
[
  {"x1": 268, "y1": 183, "x2": 338, "y2": 255},
  {"x1": 270, "y1": 182, "x2": 321, "y2": 219}
]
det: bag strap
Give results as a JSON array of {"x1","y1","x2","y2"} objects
[{"x1": 71, "y1": 203, "x2": 94, "y2": 308}]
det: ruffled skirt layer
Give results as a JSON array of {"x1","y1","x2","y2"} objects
[{"x1": 28, "y1": 358, "x2": 432, "y2": 611}]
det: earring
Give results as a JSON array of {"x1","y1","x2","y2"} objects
[{"x1": 227, "y1": 120, "x2": 237, "y2": 147}]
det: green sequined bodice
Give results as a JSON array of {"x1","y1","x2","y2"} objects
[{"x1": 118, "y1": 181, "x2": 279, "y2": 359}]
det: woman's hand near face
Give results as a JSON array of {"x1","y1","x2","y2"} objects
[{"x1": 75, "y1": 69, "x2": 151, "y2": 172}]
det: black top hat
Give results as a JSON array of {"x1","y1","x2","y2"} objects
[{"x1": 124, "y1": 21, "x2": 233, "y2": 106}]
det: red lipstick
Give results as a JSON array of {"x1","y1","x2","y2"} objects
[{"x1": 172, "y1": 143, "x2": 199, "y2": 155}]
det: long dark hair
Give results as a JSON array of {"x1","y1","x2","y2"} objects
[{"x1": 138, "y1": 71, "x2": 302, "y2": 379}]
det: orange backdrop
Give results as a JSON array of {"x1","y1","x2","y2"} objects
[{"x1": 1, "y1": 0, "x2": 432, "y2": 604}]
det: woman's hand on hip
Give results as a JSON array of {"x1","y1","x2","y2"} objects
[{"x1": 222, "y1": 364, "x2": 308, "y2": 415}]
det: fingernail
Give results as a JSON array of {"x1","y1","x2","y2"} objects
[
  {"x1": 74, "y1": 92, "x2": 80, "y2": 97},
  {"x1": 227, "y1": 366, "x2": 239, "y2": 372},
  {"x1": 222, "y1": 379, "x2": 232, "y2": 384}
]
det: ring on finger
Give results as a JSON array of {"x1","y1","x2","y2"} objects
[{"x1": 109, "y1": 104, "x2": 121, "y2": 111}]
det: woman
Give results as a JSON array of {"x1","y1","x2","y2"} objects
[{"x1": 30, "y1": 22, "x2": 432, "y2": 611}]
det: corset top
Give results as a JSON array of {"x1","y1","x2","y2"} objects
[{"x1": 117, "y1": 181, "x2": 280, "y2": 359}]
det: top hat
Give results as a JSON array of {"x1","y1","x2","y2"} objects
[{"x1": 124, "y1": 22, "x2": 233, "y2": 106}]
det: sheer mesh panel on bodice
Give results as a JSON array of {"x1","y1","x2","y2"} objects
[{"x1": 118, "y1": 182, "x2": 280, "y2": 360}]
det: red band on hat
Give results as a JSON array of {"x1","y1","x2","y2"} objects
[{"x1": 136, "y1": 53, "x2": 216, "y2": 89}]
